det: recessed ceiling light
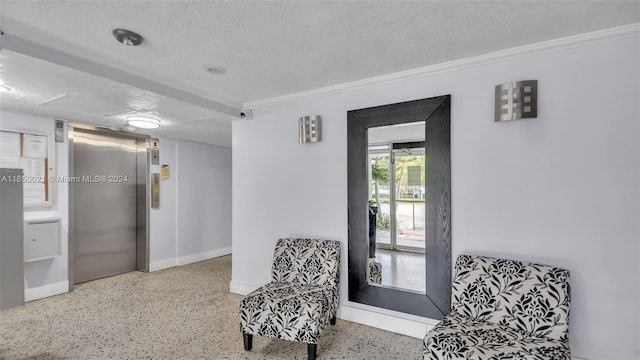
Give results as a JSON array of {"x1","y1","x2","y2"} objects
[
  {"x1": 113, "y1": 29, "x2": 143, "y2": 46},
  {"x1": 127, "y1": 116, "x2": 160, "y2": 129},
  {"x1": 206, "y1": 66, "x2": 227, "y2": 75},
  {"x1": 0, "y1": 84, "x2": 12, "y2": 92}
]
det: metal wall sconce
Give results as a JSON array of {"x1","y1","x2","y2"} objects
[
  {"x1": 495, "y1": 80, "x2": 538, "y2": 121},
  {"x1": 298, "y1": 115, "x2": 321, "y2": 143}
]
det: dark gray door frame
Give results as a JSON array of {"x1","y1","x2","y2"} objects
[{"x1": 347, "y1": 95, "x2": 452, "y2": 318}]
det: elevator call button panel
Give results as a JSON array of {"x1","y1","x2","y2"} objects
[{"x1": 151, "y1": 138, "x2": 159, "y2": 165}]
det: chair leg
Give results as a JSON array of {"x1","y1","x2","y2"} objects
[
  {"x1": 330, "y1": 315, "x2": 336, "y2": 325},
  {"x1": 243, "y1": 333, "x2": 253, "y2": 351},
  {"x1": 307, "y1": 343, "x2": 317, "y2": 360}
]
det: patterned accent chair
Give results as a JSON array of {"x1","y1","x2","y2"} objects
[
  {"x1": 239, "y1": 238, "x2": 341, "y2": 360},
  {"x1": 423, "y1": 255, "x2": 571, "y2": 360},
  {"x1": 368, "y1": 257, "x2": 382, "y2": 284}
]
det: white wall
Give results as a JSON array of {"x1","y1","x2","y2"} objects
[
  {"x1": 148, "y1": 138, "x2": 232, "y2": 270},
  {"x1": 0, "y1": 111, "x2": 70, "y2": 300},
  {"x1": 368, "y1": 122, "x2": 425, "y2": 143},
  {"x1": 175, "y1": 140, "x2": 232, "y2": 260},
  {"x1": 231, "y1": 35, "x2": 640, "y2": 359}
]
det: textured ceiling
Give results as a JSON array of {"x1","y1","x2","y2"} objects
[
  {"x1": 0, "y1": 51, "x2": 233, "y2": 146},
  {"x1": 0, "y1": 1, "x2": 638, "y2": 146}
]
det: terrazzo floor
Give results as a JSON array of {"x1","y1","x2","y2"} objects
[{"x1": 0, "y1": 255, "x2": 423, "y2": 360}]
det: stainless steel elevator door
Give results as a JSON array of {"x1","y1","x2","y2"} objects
[{"x1": 72, "y1": 129, "x2": 138, "y2": 284}]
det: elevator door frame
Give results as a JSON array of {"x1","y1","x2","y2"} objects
[{"x1": 68, "y1": 124, "x2": 150, "y2": 290}]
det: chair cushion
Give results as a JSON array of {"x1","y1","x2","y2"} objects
[
  {"x1": 451, "y1": 255, "x2": 570, "y2": 342},
  {"x1": 240, "y1": 282, "x2": 334, "y2": 344},
  {"x1": 271, "y1": 238, "x2": 341, "y2": 292},
  {"x1": 423, "y1": 314, "x2": 570, "y2": 360}
]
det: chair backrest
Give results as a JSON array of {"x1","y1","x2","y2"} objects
[
  {"x1": 271, "y1": 238, "x2": 341, "y2": 291},
  {"x1": 451, "y1": 254, "x2": 570, "y2": 342}
]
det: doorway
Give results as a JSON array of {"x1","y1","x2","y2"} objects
[
  {"x1": 371, "y1": 142, "x2": 425, "y2": 253},
  {"x1": 69, "y1": 125, "x2": 149, "y2": 286}
]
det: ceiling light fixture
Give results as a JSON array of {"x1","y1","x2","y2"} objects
[
  {"x1": 113, "y1": 29, "x2": 143, "y2": 46},
  {"x1": 206, "y1": 66, "x2": 227, "y2": 75},
  {"x1": 127, "y1": 116, "x2": 160, "y2": 129}
]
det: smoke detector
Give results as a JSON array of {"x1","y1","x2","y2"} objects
[
  {"x1": 113, "y1": 29, "x2": 143, "y2": 46},
  {"x1": 206, "y1": 66, "x2": 227, "y2": 75}
]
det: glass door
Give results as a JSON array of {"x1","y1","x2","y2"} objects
[
  {"x1": 391, "y1": 148, "x2": 425, "y2": 252},
  {"x1": 369, "y1": 143, "x2": 425, "y2": 253},
  {"x1": 369, "y1": 152, "x2": 391, "y2": 249}
]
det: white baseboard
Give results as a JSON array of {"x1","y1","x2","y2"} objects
[
  {"x1": 149, "y1": 258, "x2": 178, "y2": 272},
  {"x1": 229, "y1": 280, "x2": 258, "y2": 295},
  {"x1": 25, "y1": 281, "x2": 69, "y2": 302},
  {"x1": 177, "y1": 247, "x2": 232, "y2": 266},
  {"x1": 337, "y1": 302, "x2": 436, "y2": 339},
  {"x1": 151, "y1": 248, "x2": 232, "y2": 272}
]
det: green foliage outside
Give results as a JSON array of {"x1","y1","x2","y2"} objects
[{"x1": 376, "y1": 212, "x2": 390, "y2": 229}]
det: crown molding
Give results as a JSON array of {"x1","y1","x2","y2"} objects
[{"x1": 244, "y1": 23, "x2": 640, "y2": 110}]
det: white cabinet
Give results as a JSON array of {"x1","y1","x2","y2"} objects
[{"x1": 24, "y1": 219, "x2": 61, "y2": 262}]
